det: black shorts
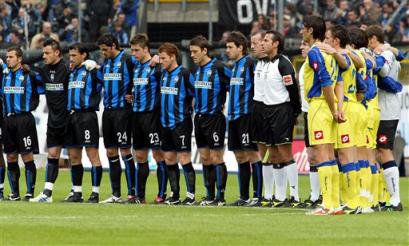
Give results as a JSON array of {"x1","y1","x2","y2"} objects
[
  {"x1": 47, "y1": 126, "x2": 65, "y2": 148},
  {"x1": 161, "y1": 119, "x2": 193, "y2": 152},
  {"x1": 132, "y1": 110, "x2": 161, "y2": 150},
  {"x1": 103, "y1": 109, "x2": 132, "y2": 148},
  {"x1": 304, "y1": 112, "x2": 310, "y2": 148},
  {"x1": 264, "y1": 102, "x2": 295, "y2": 146},
  {"x1": 194, "y1": 112, "x2": 226, "y2": 150},
  {"x1": 228, "y1": 114, "x2": 258, "y2": 151},
  {"x1": 377, "y1": 120, "x2": 399, "y2": 150},
  {"x1": 251, "y1": 100, "x2": 268, "y2": 144},
  {"x1": 4, "y1": 113, "x2": 39, "y2": 154},
  {"x1": 65, "y1": 111, "x2": 99, "y2": 148}
]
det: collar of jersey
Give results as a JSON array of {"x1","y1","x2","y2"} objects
[
  {"x1": 166, "y1": 65, "x2": 182, "y2": 74},
  {"x1": 109, "y1": 49, "x2": 125, "y2": 62},
  {"x1": 235, "y1": 55, "x2": 248, "y2": 64}
]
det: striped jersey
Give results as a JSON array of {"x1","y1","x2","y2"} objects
[
  {"x1": 192, "y1": 58, "x2": 231, "y2": 114},
  {"x1": 160, "y1": 66, "x2": 194, "y2": 129},
  {"x1": 228, "y1": 55, "x2": 254, "y2": 121},
  {"x1": 67, "y1": 65, "x2": 102, "y2": 111}
]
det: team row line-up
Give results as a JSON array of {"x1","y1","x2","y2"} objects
[{"x1": 0, "y1": 15, "x2": 403, "y2": 214}]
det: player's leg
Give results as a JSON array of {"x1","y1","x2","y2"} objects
[
  {"x1": 163, "y1": 150, "x2": 180, "y2": 205},
  {"x1": 66, "y1": 148, "x2": 84, "y2": 203},
  {"x1": 230, "y1": 150, "x2": 250, "y2": 206},
  {"x1": 248, "y1": 150, "x2": 263, "y2": 206},
  {"x1": 86, "y1": 147, "x2": 102, "y2": 203},
  {"x1": 6, "y1": 153, "x2": 20, "y2": 201},
  {"x1": 152, "y1": 149, "x2": 167, "y2": 203},
  {"x1": 0, "y1": 144, "x2": 5, "y2": 201}
]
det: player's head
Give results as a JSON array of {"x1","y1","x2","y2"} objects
[
  {"x1": 366, "y1": 25, "x2": 384, "y2": 50},
  {"x1": 6, "y1": 46, "x2": 23, "y2": 70},
  {"x1": 158, "y1": 42, "x2": 179, "y2": 71},
  {"x1": 69, "y1": 43, "x2": 89, "y2": 68},
  {"x1": 130, "y1": 33, "x2": 151, "y2": 62},
  {"x1": 262, "y1": 30, "x2": 284, "y2": 56},
  {"x1": 325, "y1": 25, "x2": 349, "y2": 49},
  {"x1": 189, "y1": 35, "x2": 211, "y2": 65},
  {"x1": 97, "y1": 34, "x2": 120, "y2": 59},
  {"x1": 225, "y1": 31, "x2": 248, "y2": 61},
  {"x1": 302, "y1": 15, "x2": 326, "y2": 43},
  {"x1": 43, "y1": 38, "x2": 62, "y2": 65},
  {"x1": 300, "y1": 40, "x2": 310, "y2": 58},
  {"x1": 348, "y1": 26, "x2": 368, "y2": 49},
  {"x1": 251, "y1": 31, "x2": 266, "y2": 58}
]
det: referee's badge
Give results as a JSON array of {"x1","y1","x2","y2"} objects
[{"x1": 283, "y1": 75, "x2": 293, "y2": 85}]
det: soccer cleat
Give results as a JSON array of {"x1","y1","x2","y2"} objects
[
  {"x1": 7, "y1": 193, "x2": 21, "y2": 201},
  {"x1": 164, "y1": 197, "x2": 181, "y2": 205},
  {"x1": 272, "y1": 198, "x2": 290, "y2": 208},
  {"x1": 87, "y1": 192, "x2": 99, "y2": 203},
  {"x1": 99, "y1": 196, "x2": 123, "y2": 204},
  {"x1": 199, "y1": 197, "x2": 215, "y2": 206},
  {"x1": 288, "y1": 196, "x2": 302, "y2": 208},
  {"x1": 65, "y1": 192, "x2": 84, "y2": 203},
  {"x1": 260, "y1": 198, "x2": 273, "y2": 208},
  {"x1": 297, "y1": 197, "x2": 321, "y2": 209},
  {"x1": 371, "y1": 204, "x2": 382, "y2": 212},
  {"x1": 64, "y1": 191, "x2": 74, "y2": 201},
  {"x1": 23, "y1": 193, "x2": 33, "y2": 201},
  {"x1": 154, "y1": 196, "x2": 166, "y2": 204},
  {"x1": 229, "y1": 198, "x2": 250, "y2": 206},
  {"x1": 29, "y1": 193, "x2": 52, "y2": 203},
  {"x1": 342, "y1": 206, "x2": 362, "y2": 215},
  {"x1": 381, "y1": 203, "x2": 403, "y2": 212},
  {"x1": 135, "y1": 197, "x2": 146, "y2": 204},
  {"x1": 361, "y1": 207, "x2": 375, "y2": 214},
  {"x1": 125, "y1": 195, "x2": 136, "y2": 204},
  {"x1": 212, "y1": 198, "x2": 226, "y2": 207},
  {"x1": 0, "y1": 191, "x2": 3, "y2": 201},
  {"x1": 306, "y1": 207, "x2": 330, "y2": 216},
  {"x1": 181, "y1": 197, "x2": 197, "y2": 206},
  {"x1": 329, "y1": 207, "x2": 345, "y2": 215},
  {"x1": 244, "y1": 198, "x2": 262, "y2": 207}
]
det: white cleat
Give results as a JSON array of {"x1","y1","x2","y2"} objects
[
  {"x1": 99, "y1": 196, "x2": 123, "y2": 204},
  {"x1": 361, "y1": 207, "x2": 375, "y2": 214},
  {"x1": 29, "y1": 193, "x2": 53, "y2": 203}
]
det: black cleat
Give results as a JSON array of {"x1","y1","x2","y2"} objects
[
  {"x1": 244, "y1": 198, "x2": 262, "y2": 207},
  {"x1": 164, "y1": 197, "x2": 181, "y2": 205},
  {"x1": 342, "y1": 206, "x2": 362, "y2": 214},
  {"x1": 260, "y1": 198, "x2": 273, "y2": 207},
  {"x1": 66, "y1": 192, "x2": 83, "y2": 203},
  {"x1": 23, "y1": 194, "x2": 33, "y2": 201},
  {"x1": 210, "y1": 198, "x2": 226, "y2": 207},
  {"x1": 7, "y1": 193, "x2": 21, "y2": 201},
  {"x1": 298, "y1": 196, "x2": 321, "y2": 209},
  {"x1": 381, "y1": 203, "x2": 403, "y2": 212},
  {"x1": 135, "y1": 197, "x2": 146, "y2": 204},
  {"x1": 87, "y1": 192, "x2": 99, "y2": 203},
  {"x1": 181, "y1": 197, "x2": 197, "y2": 206},
  {"x1": 272, "y1": 198, "x2": 290, "y2": 208},
  {"x1": 0, "y1": 191, "x2": 4, "y2": 201},
  {"x1": 229, "y1": 198, "x2": 250, "y2": 206},
  {"x1": 288, "y1": 196, "x2": 302, "y2": 208},
  {"x1": 199, "y1": 197, "x2": 215, "y2": 206}
]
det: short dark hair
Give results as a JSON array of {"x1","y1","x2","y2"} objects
[
  {"x1": 97, "y1": 33, "x2": 120, "y2": 50},
  {"x1": 189, "y1": 35, "x2": 211, "y2": 52},
  {"x1": 7, "y1": 46, "x2": 23, "y2": 58},
  {"x1": 329, "y1": 25, "x2": 349, "y2": 48},
  {"x1": 158, "y1": 42, "x2": 179, "y2": 59},
  {"x1": 69, "y1": 43, "x2": 89, "y2": 59},
  {"x1": 130, "y1": 33, "x2": 150, "y2": 49},
  {"x1": 265, "y1": 30, "x2": 284, "y2": 54},
  {"x1": 226, "y1": 31, "x2": 248, "y2": 54},
  {"x1": 348, "y1": 26, "x2": 368, "y2": 48},
  {"x1": 303, "y1": 15, "x2": 326, "y2": 41},
  {"x1": 366, "y1": 25, "x2": 384, "y2": 43},
  {"x1": 43, "y1": 38, "x2": 62, "y2": 55}
]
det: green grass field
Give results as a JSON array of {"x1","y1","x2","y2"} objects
[{"x1": 0, "y1": 169, "x2": 408, "y2": 245}]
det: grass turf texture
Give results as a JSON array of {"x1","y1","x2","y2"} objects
[{"x1": 0, "y1": 169, "x2": 408, "y2": 245}]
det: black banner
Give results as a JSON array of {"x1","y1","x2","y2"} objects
[{"x1": 219, "y1": 0, "x2": 274, "y2": 27}]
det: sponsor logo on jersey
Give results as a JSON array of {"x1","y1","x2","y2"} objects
[
  {"x1": 194, "y1": 81, "x2": 212, "y2": 89},
  {"x1": 161, "y1": 86, "x2": 178, "y2": 95},
  {"x1": 134, "y1": 78, "x2": 149, "y2": 86},
  {"x1": 314, "y1": 130, "x2": 324, "y2": 140},
  {"x1": 230, "y1": 77, "x2": 244, "y2": 86},
  {"x1": 104, "y1": 73, "x2": 122, "y2": 81},
  {"x1": 3, "y1": 86, "x2": 24, "y2": 94},
  {"x1": 45, "y1": 83, "x2": 64, "y2": 91},
  {"x1": 68, "y1": 81, "x2": 85, "y2": 89},
  {"x1": 378, "y1": 134, "x2": 388, "y2": 144}
]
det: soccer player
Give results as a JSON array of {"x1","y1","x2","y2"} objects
[
  {"x1": 189, "y1": 35, "x2": 230, "y2": 206},
  {"x1": 225, "y1": 31, "x2": 263, "y2": 206},
  {"x1": 158, "y1": 42, "x2": 196, "y2": 205},
  {"x1": 97, "y1": 34, "x2": 135, "y2": 203},
  {"x1": 1, "y1": 47, "x2": 43, "y2": 201},
  {"x1": 0, "y1": 61, "x2": 6, "y2": 200},
  {"x1": 30, "y1": 39, "x2": 71, "y2": 202},
  {"x1": 260, "y1": 30, "x2": 301, "y2": 207},
  {"x1": 61, "y1": 43, "x2": 103, "y2": 203},
  {"x1": 249, "y1": 31, "x2": 266, "y2": 206},
  {"x1": 129, "y1": 34, "x2": 167, "y2": 204},
  {"x1": 302, "y1": 16, "x2": 343, "y2": 215},
  {"x1": 297, "y1": 40, "x2": 322, "y2": 209},
  {"x1": 366, "y1": 25, "x2": 403, "y2": 211}
]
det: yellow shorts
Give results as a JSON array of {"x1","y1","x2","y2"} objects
[
  {"x1": 367, "y1": 103, "x2": 381, "y2": 149},
  {"x1": 336, "y1": 101, "x2": 356, "y2": 149},
  {"x1": 308, "y1": 100, "x2": 336, "y2": 146},
  {"x1": 355, "y1": 102, "x2": 368, "y2": 148}
]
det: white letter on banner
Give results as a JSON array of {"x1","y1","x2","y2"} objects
[
  {"x1": 237, "y1": 0, "x2": 253, "y2": 24},
  {"x1": 253, "y1": 0, "x2": 269, "y2": 16}
]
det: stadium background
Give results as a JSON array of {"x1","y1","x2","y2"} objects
[{"x1": 0, "y1": 0, "x2": 407, "y2": 175}]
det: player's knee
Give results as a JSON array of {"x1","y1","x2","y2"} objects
[
  {"x1": 106, "y1": 148, "x2": 118, "y2": 157},
  {"x1": 135, "y1": 151, "x2": 148, "y2": 163},
  {"x1": 152, "y1": 150, "x2": 164, "y2": 162},
  {"x1": 119, "y1": 148, "x2": 131, "y2": 157},
  {"x1": 178, "y1": 152, "x2": 191, "y2": 165},
  {"x1": 6, "y1": 154, "x2": 18, "y2": 163}
]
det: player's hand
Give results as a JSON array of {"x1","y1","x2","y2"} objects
[
  {"x1": 337, "y1": 109, "x2": 346, "y2": 123},
  {"x1": 82, "y1": 59, "x2": 98, "y2": 71},
  {"x1": 22, "y1": 64, "x2": 31, "y2": 74},
  {"x1": 125, "y1": 94, "x2": 133, "y2": 103},
  {"x1": 149, "y1": 55, "x2": 160, "y2": 67},
  {"x1": 316, "y1": 43, "x2": 336, "y2": 55}
]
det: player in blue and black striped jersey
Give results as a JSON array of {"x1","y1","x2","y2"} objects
[
  {"x1": 129, "y1": 34, "x2": 167, "y2": 204},
  {"x1": 97, "y1": 34, "x2": 135, "y2": 203},
  {"x1": 225, "y1": 31, "x2": 263, "y2": 207},
  {"x1": 62, "y1": 43, "x2": 103, "y2": 203},
  {"x1": 0, "y1": 47, "x2": 44, "y2": 201},
  {"x1": 158, "y1": 42, "x2": 196, "y2": 205},
  {"x1": 189, "y1": 35, "x2": 231, "y2": 206}
]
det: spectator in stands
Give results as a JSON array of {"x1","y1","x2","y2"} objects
[
  {"x1": 296, "y1": 0, "x2": 314, "y2": 16},
  {"x1": 400, "y1": 16, "x2": 409, "y2": 42},
  {"x1": 85, "y1": 0, "x2": 114, "y2": 42},
  {"x1": 336, "y1": 0, "x2": 349, "y2": 25},
  {"x1": 379, "y1": 1, "x2": 396, "y2": 27},
  {"x1": 323, "y1": 0, "x2": 342, "y2": 21},
  {"x1": 269, "y1": 11, "x2": 277, "y2": 30},
  {"x1": 111, "y1": 20, "x2": 128, "y2": 45},
  {"x1": 282, "y1": 14, "x2": 299, "y2": 37},
  {"x1": 346, "y1": 9, "x2": 360, "y2": 26},
  {"x1": 385, "y1": 23, "x2": 402, "y2": 43},
  {"x1": 250, "y1": 20, "x2": 261, "y2": 36},
  {"x1": 5, "y1": 0, "x2": 20, "y2": 20},
  {"x1": 218, "y1": 30, "x2": 231, "y2": 46},
  {"x1": 60, "y1": 17, "x2": 88, "y2": 44},
  {"x1": 5, "y1": 29, "x2": 23, "y2": 46},
  {"x1": 360, "y1": 0, "x2": 381, "y2": 23},
  {"x1": 57, "y1": 6, "x2": 75, "y2": 31},
  {"x1": 0, "y1": 3, "x2": 11, "y2": 35},
  {"x1": 30, "y1": 21, "x2": 60, "y2": 49},
  {"x1": 257, "y1": 14, "x2": 270, "y2": 30}
]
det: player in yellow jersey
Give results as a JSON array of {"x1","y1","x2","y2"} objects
[
  {"x1": 318, "y1": 25, "x2": 360, "y2": 214},
  {"x1": 302, "y1": 16, "x2": 344, "y2": 215}
]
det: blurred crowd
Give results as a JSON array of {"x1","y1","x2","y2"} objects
[{"x1": 0, "y1": 0, "x2": 138, "y2": 49}]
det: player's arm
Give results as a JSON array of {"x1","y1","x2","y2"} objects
[
  {"x1": 278, "y1": 56, "x2": 301, "y2": 116},
  {"x1": 334, "y1": 71, "x2": 345, "y2": 123},
  {"x1": 125, "y1": 56, "x2": 135, "y2": 95},
  {"x1": 216, "y1": 60, "x2": 232, "y2": 93},
  {"x1": 316, "y1": 43, "x2": 349, "y2": 69},
  {"x1": 346, "y1": 48, "x2": 364, "y2": 69},
  {"x1": 378, "y1": 51, "x2": 393, "y2": 77}
]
